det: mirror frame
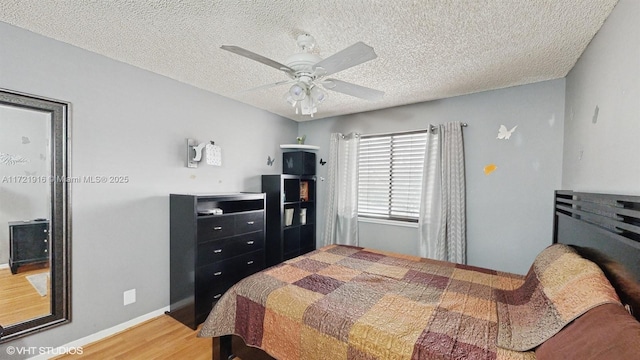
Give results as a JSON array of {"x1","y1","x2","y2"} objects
[{"x1": 0, "y1": 88, "x2": 71, "y2": 342}]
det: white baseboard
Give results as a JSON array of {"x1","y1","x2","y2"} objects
[
  {"x1": 0, "y1": 263, "x2": 9, "y2": 270},
  {"x1": 28, "y1": 306, "x2": 170, "y2": 360}
]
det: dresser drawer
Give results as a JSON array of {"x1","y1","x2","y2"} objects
[
  {"x1": 197, "y1": 215, "x2": 234, "y2": 242},
  {"x1": 229, "y1": 249, "x2": 265, "y2": 278},
  {"x1": 195, "y1": 275, "x2": 231, "y2": 322},
  {"x1": 195, "y1": 250, "x2": 265, "y2": 317},
  {"x1": 235, "y1": 211, "x2": 264, "y2": 235},
  {"x1": 196, "y1": 265, "x2": 235, "y2": 302},
  {"x1": 196, "y1": 250, "x2": 265, "y2": 293},
  {"x1": 197, "y1": 231, "x2": 264, "y2": 265}
]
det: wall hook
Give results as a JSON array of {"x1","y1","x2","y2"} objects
[{"x1": 187, "y1": 139, "x2": 218, "y2": 168}]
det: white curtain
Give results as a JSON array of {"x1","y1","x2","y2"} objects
[
  {"x1": 323, "y1": 132, "x2": 359, "y2": 246},
  {"x1": 418, "y1": 122, "x2": 466, "y2": 263},
  {"x1": 418, "y1": 130, "x2": 441, "y2": 258}
]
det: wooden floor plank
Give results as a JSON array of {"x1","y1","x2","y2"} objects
[
  {"x1": 52, "y1": 315, "x2": 211, "y2": 360},
  {"x1": 52, "y1": 314, "x2": 276, "y2": 360},
  {"x1": 0, "y1": 267, "x2": 50, "y2": 326}
]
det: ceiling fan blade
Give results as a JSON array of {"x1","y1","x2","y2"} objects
[
  {"x1": 241, "y1": 80, "x2": 294, "y2": 93},
  {"x1": 323, "y1": 79, "x2": 384, "y2": 101},
  {"x1": 220, "y1": 45, "x2": 295, "y2": 75},
  {"x1": 313, "y1": 42, "x2": 377, "y2": 77}
]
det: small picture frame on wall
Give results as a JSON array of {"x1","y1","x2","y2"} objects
[{"x1": 300, "y1": 181, "x2": 309, "y2": 202}]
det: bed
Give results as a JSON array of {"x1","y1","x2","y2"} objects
[{"x1": 198, "y1": 191, "x2": 640, "y2": 359}]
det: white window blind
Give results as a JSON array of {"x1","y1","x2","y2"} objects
[{"x1": 358, "y1": 131, "x2": 428, "y2": 221}]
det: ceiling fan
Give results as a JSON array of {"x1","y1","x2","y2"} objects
[{"x1": 221, "y1": 34, "x2": 384, "y2": 117}]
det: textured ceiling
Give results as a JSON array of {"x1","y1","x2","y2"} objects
[{"x1": 0, "y1": 1, "x2": 617, "y2": 121}]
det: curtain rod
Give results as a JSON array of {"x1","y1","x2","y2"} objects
[
  {"x1": 338, "y1": 132, "x2": 360, "y2": 139},
  {"x1": 361, "y1": 123, "x2": 468, "y2": 138},
  {"x1": 429, "y1": 123, "x2": 468, "y2": 133}
]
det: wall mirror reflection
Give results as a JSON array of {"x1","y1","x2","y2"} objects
[{"x1": 0, "y1": 89, "x2": 70, "y2": 342}]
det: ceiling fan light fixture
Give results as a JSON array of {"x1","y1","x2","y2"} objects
[
  {"x1": 310, "y1": 85, "x2": 326, "y2": 104},
  {"x1": 300, "y1": 96, "x2": 317, "y2": 117},
  {"x1": 284, "y1": 93, "x2": 297, "y2": 106},
  {"x1": 285, "y1": 83, "x2": 323, "y2": 117},
  {"x1": 289, "y1": 83, "x2": 307, "y2": 101}
]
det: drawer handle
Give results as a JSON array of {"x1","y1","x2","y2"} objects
[
  {"x1": 247, "y1": 221, "x2": 255, "y2": 225},
  {"x1": 214, "y1": 271, "x2": 222, "y2": 276},
  {"x1": 247, "y1": 260, "x2": 254, "y2": 265},
  {"x1": 246, "y1": 241, "x2": 254, "y2": 245},
  {"x1": 213, "y1": 226, "x2": 223, "y2": 231},
  {"x1": 213, "y1": 294, "x2": 222, "y2": 299},
  {"x1": 213, "y1": 249, "x2": 222, "y2": 253}
]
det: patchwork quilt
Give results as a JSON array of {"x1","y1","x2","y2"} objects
[{"x1": 199, "y1": 244, "x2": 620, "y2": 360}]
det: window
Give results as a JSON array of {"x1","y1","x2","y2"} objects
[{"x1": 358, "y1": 131, "x2": 428, "y2": 222}]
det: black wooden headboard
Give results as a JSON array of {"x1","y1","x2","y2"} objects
[{"x1": 554, "y1": 190, "x2": 640, "y2": 318}]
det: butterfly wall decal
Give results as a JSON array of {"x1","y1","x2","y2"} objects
[
  {"x1": 497, "y1": 125, "x2": 517, "y2": 140},
  {"x1": 483, "y1": 164, "x2": 497, "y2": 175},
  {"x1": 267, "y1": 156, "x2": 275, "y2": 166},
  {"x1": 319, "y1": 158, "x2": 326, "y2": 166}
]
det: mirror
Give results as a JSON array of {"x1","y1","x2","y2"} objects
[{"x1": 0, "y1": 89, "x2": 70, "y2": 342}]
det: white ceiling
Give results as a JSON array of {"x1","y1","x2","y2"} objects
[{"x1": 0, "y1": 1, "x2": 618, "y2": 121}]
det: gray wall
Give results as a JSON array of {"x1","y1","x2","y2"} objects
[
  {"x1": 562, "y1": 0, "x2": 640, "y2": 194},
  {"x1": 300, "y1": 79, "x2": 565, "y2": 275},
  {"x1": 0, "y1": 22, "x2": 296, "y2": 353}
]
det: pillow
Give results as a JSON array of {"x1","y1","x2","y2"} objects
[
  {"x1": 536, "y1": 303, "x2": 640, "y2": 359},
  {"x1": 495, "y1": 244, "x2": 620, "y2": 351},
  {"x1": 572, "y1": 245, "x2": 640, "y2": 321}
]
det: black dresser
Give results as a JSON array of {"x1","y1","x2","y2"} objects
[
  {"x1": 9, "y1": 220, "x2": 49, "y2": 274},
  {"x1": 168, "y1": 193, "x2": 266, "y2": 329}
]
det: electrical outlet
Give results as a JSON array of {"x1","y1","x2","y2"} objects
[{"x1": 124, "y1": 289, "x2": 136, "y2": 306}]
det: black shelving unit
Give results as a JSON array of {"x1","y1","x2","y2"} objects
[{"x1": 262, "y1": 174, "x2": 316, "y2": 267}]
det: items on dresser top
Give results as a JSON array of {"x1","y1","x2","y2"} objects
[
  {"x1": 168, "y1": 193, "x2": 266, "y2": 329},
  {"x1": 197, "y1": 208, "x2": 223, "y2": 215}
]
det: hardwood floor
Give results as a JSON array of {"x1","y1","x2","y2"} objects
[
  {"x1": 53, "y1": 315, "x2": 211, "y2": 360},
  {"x1": 0, "y1": 267, "x2": 275, "y2": 359},
  {"x1": 0, "y1": 266, "x2": 50, "y2": 326},
  {"x1": 52, "y1": 315, "x2": 275, "y2": 360}
]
